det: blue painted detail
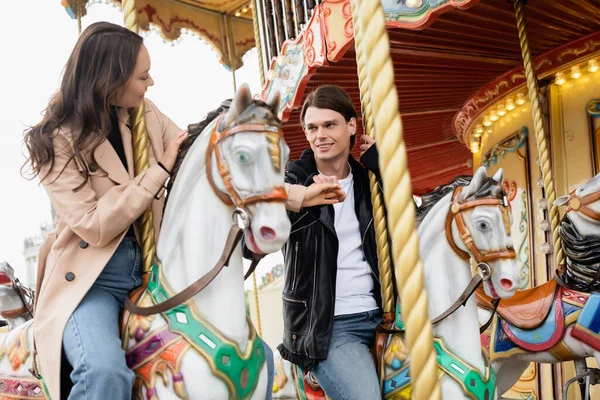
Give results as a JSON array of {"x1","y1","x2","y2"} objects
[
  {"x1": 494, "y1": 317, "x2": 518, "y2": 354},
  {"x1": 502, "y1": 299, "x2": 557, "y2": 344},
  {"x1": 383, "y1": 367, "x2": 411, "y2": 395},
  {"x1": 563, "y1": 300, "x2": 582, "y2": 318},
  {"x1": 391, "y1": 358, "x2": 402, "y2": 370},
  {"x1": 577, "y1": 293, "x2": 600, "y2": 333}
]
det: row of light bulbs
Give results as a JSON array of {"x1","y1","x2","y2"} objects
[
  {"x1": 469, "y1": 92, "x2": 529, "y2": 153},
  {"x1": 554, "y1": 58, "x2": 598, "y2": 85}
]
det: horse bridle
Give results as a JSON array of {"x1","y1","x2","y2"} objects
[
  {"x1": 432, "y1": 186, "x2": 516, "y2": 330},
  {"x1": 206, "y1": 115, "x2": 288, "y2": 209},
  {"x1": 125, "y1": 116, "x2": 287, "y2": 316},
  {"x1": 563, "y1": 189, "x2": 600, "y2": 222}
]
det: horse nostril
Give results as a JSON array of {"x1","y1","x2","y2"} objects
[
  {"x1": 500, "y1": 279, "x2": 513, "y2": 290},
  {"x1": 260, "y1": 227, "x2": 276, "y2": 241}
]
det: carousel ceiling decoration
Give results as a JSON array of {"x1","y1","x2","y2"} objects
[{"x1": 61, "y1": 0, "x2": 256, "y2": 70}]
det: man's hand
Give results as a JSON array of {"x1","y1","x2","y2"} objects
[
  {"x1": 302, "y1": 178, "x2": 346, "y2": 207},
  {"x1": 360, "y1": 135, "x2": 375, "y2": 157}
]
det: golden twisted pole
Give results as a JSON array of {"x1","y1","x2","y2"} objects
[
  {"x1": 354, "y1": 0, "x2": 440, "y2": 398},
  {"x1": 350, "y1": 0, "x2": 394, "y2": 314},
  {"x1": 513, "y1": 0, "x2": 563, "y2": 267},
  {"x1": 123, "y1": 0, "x2": 156, "y2": 273},
  {"x1": 251, "y1": 0, "x2": 266, "y2": 86},
  {"x1": 249, "y1": 0, "x2": 265, "y2": 336}
]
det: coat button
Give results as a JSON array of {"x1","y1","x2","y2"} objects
[
  {"x1": 292, "y1": 334, "x2": 297, "y2": 340},
  {"x1": 79, "y1": 240, "x2": 88, "y2": 249},
  {"x1": 65, "y1": 272, "x2": 75, "y2": 282},
  {"x1": 89, "y1": 164, "x2": 98, "y2": 172}
]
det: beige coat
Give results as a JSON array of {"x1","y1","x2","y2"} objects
[{"x1": 33, "y1": 99, "x2": 181, "y2": 400}]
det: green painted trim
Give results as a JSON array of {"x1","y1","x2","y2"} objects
[
  {"x1": 148, "y1": 263, "x2": 265, "y2": 399},
  {"x1": 434, "y1": 337, "x2": 496, "y2": 400}
]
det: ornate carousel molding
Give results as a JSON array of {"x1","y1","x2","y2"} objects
[{"x1": 454, "y1": 32, "x2": 600, "y2": 146}]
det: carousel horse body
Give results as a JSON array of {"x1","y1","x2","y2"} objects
[
  {"x1": 273, "y1": 167, "x2": 522, "y2": 400},
  {"x1": 478, "y1": 173, "x2": 600, "y2": 398},
  {"x1": 0, "y1": 84, "x2": 291, "y2": 399}
]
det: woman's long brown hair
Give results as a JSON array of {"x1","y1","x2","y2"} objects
[{"x1": 23, "y1": 22, "x2": 143, "y2": 189}]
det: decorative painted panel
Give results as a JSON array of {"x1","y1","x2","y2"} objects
[
  {"x1": 260, "y1": 5, "x2": 328, "y2": 121},
  {"x1": 382, "y1": 0, "x2": 479, "y2": 29},
  {"x1": 322, "y1": 0, "x2": 354, "y2": 63}
]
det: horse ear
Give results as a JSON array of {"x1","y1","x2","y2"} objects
[
  {"x1": 492, "y1": 168, "x2": 504, "y2": 184},
  {"x1": 459, "y1": 166, "x2": 488, "y2": 201},
  {"x1": 554, "y1": 195, "x2": 570, "y2": 207},
  {"x1": 223, "y1": 83, "x2": 253, "y2": 125},
  {"x1": 267, "y1": 90, "x2": 281, "y2": 115}
]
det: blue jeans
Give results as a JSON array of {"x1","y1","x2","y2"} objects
[
  {"x1": 62, "y1": 237, "x2": 141, "y2": 400},
  {"x1": 311, "y1": 309, "x2": 383, "y2": 400},
  {"x1": 62, "y1": 237, "x2": 276, "y2": 400}
]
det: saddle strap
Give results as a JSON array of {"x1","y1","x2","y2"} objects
[{"x1": 125, "y1": 224, "x2": 243, "y2": 316}]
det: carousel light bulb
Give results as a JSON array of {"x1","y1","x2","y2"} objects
[
  {"x1": 489, "y1": 110, "x2": 499, "y2": 121},
  {"x1": 497, "y1": 104, "x2": 506, "y2": 116},
  {"x1": 537, "y1": 177, "x2": 544, "y2": 187},
  {"x1": 540, "y1": 220, "x2": 550, "y2": 231},
  {"x1": 538, "y1": 198, "x2": 548, "y2": 210},
  {"x1": 540, "y1": 243, "x2": 553, "y2": 254},
  {"x1": 242, "y1": 7, "x2": 249, "y2": 12},
  {"x1": 486, "y1": 129, "x2": 492, "y2": 136},
  {"x1": 483, "y1": 116, "x2": 492, "y2": 127},
  {"x1": 470, "y1": 142, "x2": 480, "y2": 154},
  {"x1": 588, "y1": 59, "x2": 599, "y2": 73},
  {"x1": 475, "y1": 124, "x2": 484, "y2": 134},
  {"x1": 235, "y1": 11, "x2": 241, "y2": 17},
  {"x1": 555, "y1": 72, "x2": 566, "y2": 85},
  {"x1": 505, "y1": 98, "x2": 516, "y2": 111},
  {"x1": 515, "y1": 92, "x2": 526, "y2": 105},
  {"x1": 570, "y1": 66, "x2": 582, "y2": 79}
]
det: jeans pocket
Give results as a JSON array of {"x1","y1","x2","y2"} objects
[{"x1": 365, "y1": 309, "x2": 383, "y2": 328}]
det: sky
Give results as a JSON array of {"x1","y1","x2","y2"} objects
[{"x1": 0, "y1": 0, "x2": 283, "y2": 288}]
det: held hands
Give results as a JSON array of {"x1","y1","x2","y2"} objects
[
  {"x1": 301, "y1": 174, "x2": 347, "y2": 207},
  {"x1": 160, "y1": 129, "x2": 189, "y2": 172},
  {"x1": 360, "y1": 135, "x2": 375, "y2": 158}
]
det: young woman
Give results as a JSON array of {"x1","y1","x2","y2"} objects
[
  {"x1": 278, "y1": 85, "x2": 382, "y2": 400},
  {"x1": 23, "y1": 21, "x2": 225, "y2": 400}
]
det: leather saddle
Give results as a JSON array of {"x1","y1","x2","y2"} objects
[{"x1": 476, "y1": 279, "x2": 558, "y2": 329}]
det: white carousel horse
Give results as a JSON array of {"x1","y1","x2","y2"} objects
[
  {"x1": 478, "y1": 173, "x2": 600, "y2": 399},
  {"x1": 0, "y1": 83, "x2": 291, "y2": 400},
  {"x1": 273, "y1": 166, "x2": 522, "y2": 399}
]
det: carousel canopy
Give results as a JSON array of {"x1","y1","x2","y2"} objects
[
  {"x1": 268, "y1": 0, "x2": 599, "y2": 194},
  {"x1": 61, "y1": 0, "x2": 256, "y2": 70}
]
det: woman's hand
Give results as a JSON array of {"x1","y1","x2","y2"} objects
[
  {"x1": 302, "y1": 178, "x2": 346, "y2": 207},
  {"x1": 160, "y1": 129, "x2": 188, "y2": 172},
  {"x1": 360, "y1": 135, "x2": 375, "y2": 157}
]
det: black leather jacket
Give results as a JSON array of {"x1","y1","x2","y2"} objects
[{"x1": 277, "y1": 147, "x2": 382, "y2": 369}]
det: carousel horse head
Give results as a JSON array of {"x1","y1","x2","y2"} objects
[
  {"x1": 555, "y1": 173, "x2": 600, "y2": 236},
  {"x1": 207, "y1": 83, "x2": 291, "y2": 253},
  {"x1": 554, "y1": 173, "x2": 600, "y2": 290},
  {"x1": 0, "y1": 262, "x2": 33, "y2": 322},
  {"x1": 430, "y1": 166, "x2": 521, "y2": 299},
  {"x1": 167, "y1": 83, "x2": 291, "y2": 256}
]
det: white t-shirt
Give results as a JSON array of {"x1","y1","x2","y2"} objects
[{"x1": 332, "y1": 171, "x2": 378, "y2": 316}]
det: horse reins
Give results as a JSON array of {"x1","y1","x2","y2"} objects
[
  {"x1": 432, "y1": 186, "x2": 516, "y2": 331},
  {"x1": 0, "y1": 278, "x2": 35, "y2": 320},
  {"x1": 125, "y1": 117, "x2": 287, "y2": 316}
]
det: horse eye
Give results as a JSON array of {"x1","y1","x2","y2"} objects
[
  {"x1": 476, "y1": 221, "x2": 490, "y2": 231},
  {"x1": 235, "y1": 151, "x2": 252, "y2": 165}
]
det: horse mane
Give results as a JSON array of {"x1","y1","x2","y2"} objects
[
  {"x1": 163, "y1": 100, "x2": 231, "y2": 214},
  {"x1": 416, "y1": 174, "x2": 507, "y2": 226},
  {"x1": 417, "y1": 176, "x2": 472, "y2": 226}
]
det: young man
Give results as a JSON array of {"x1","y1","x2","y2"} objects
[{"x1": 279, "y1": 85, "x2": 382, "y2": 400}]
